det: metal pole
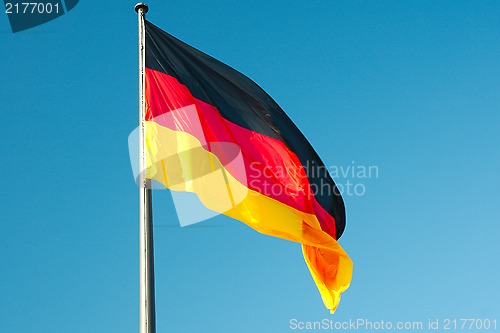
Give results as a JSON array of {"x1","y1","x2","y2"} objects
[{"x1": 135, "y1": 3, "x2": 156, "y2": 333}]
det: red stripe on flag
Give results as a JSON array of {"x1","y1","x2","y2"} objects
[{"x1": 145, "y1": 67, "x2": 338, "y2": 239}]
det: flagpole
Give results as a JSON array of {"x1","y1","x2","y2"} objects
[{"x1": 135, "y1": 3, "x2": 156, "y2": 333}]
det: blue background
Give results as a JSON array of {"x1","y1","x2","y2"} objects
[{"x1": 1, "y1": 1, "x2": 498, "y2": 332}]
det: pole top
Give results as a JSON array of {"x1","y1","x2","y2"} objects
[{"x1": 135, "y1": 3, "x2": 149, "y2": 13}]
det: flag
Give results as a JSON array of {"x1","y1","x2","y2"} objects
[{"x1": 143, "y1": 20, "x2": 353, "y2": 313}]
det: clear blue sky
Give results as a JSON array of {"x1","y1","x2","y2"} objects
[{"x1": 1, "y1": 1, "x2": 499, "y2": 332}]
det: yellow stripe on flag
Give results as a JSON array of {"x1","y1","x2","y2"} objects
[{"x1": 145, "y1": 120, "x2": 352, "y2": 312}]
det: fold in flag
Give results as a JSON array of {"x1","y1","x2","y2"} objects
[{"x1": 143, "y1": 20, "x2": 353, "y2": 313}]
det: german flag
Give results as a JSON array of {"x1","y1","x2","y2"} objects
[{"x1": 143, "y1": 20, "x2": 353, "y2": 313}]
